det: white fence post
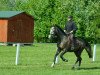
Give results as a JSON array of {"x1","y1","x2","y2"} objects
[
  {"x1": 15, "y1": 43, "x2": 20, "y2": 65},
  {"x1": 93, "y1": 44, "x2": 96, "y2": 61}
]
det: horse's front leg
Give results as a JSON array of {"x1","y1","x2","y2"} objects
[
  {"x1": 60, "y1": 50, "x2": 68, "y2": 62},
  {"x1": 51, "y1": 48, "x2": 61, "y2": 67}
]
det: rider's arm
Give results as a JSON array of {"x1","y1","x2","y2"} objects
[{"x1": 72, "y1": 22, "x2": 78, "y2": 33}]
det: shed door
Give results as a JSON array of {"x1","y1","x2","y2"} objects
[{"x1": 15, "y1": 20, "x2": 23, "y2": 42}]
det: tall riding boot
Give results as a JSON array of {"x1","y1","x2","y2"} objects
[{"x1": 71, "y1": 43, "x2": 75, "y2": 50}]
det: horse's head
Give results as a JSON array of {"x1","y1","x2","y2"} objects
[
  {"x1": 48, "y1": 25, "x2": 66, "y2": 40},
  {"x1": 48, "y1": 26, "x2": 58, "y2": 39}
]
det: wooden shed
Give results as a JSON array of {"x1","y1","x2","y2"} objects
[{"x1": 0, "y1": 11, "x2": 34, "y2": 43}]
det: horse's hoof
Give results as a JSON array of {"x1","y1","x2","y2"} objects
[
  {"x1": 65, "y1": 59, "x2": 68, "y2": 62},
  {"x1": 77, "y1": 67, "x2": 80, "y2": 70},
  {"x1": 51, "y1": 65, "x2": 54, "y2": 68},
  {"x1": 51, "y1": 63, "x2": 54, "y2": 67},
  {"x1": 71, "y1": 67, "x2": 75, "y2": 70}
]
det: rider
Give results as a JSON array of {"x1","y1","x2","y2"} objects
[{"x1": 64, "y1": 16, "x2": 78, "y2": 50}]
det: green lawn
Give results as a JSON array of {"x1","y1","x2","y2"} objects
[{"x1": 0, "y1": 43, "x2": 100, "y2": 75}]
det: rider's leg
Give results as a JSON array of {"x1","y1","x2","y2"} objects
[{"x1": 70, "y1": 34, "x2": 75, "y2": 50}]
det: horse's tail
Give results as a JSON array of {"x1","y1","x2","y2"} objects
[{"x1": 85, "y1": 41, "x2": 92, "y2": 58}]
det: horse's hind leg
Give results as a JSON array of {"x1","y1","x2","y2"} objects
[
  {"x1": 78, "y1": 57, "x2": 82, "y2": 67},
  {"x1": 51, "y1": 48, "x2": 61, "y2": 67},
  {"x1": 72, "y1": 51, "x2": 82, "y2": 69},
  {"x1": 72, "y1": 57, "x2": 82, "y2": 69},
  {"x1": 72, "y1": 58, "x2": 79, "y2": 69}
]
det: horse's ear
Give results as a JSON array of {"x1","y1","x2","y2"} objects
[
  {"x1": 54, "y1": 24, "x2": 58, "y2": 26},
  {"x1": 50, "y1": 25, "x2": 54, "y2": 28},
  {"x1": 51, "y1": 24, "x2": 57, "y2": 27}
]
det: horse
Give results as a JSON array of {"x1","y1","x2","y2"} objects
[{"x1": 48, "y1": 25, "x2": 92, "y2": 69}]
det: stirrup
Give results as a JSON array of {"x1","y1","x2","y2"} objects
[{"x1": 71, "y1": 46, "x2": 74, "y2": 50}]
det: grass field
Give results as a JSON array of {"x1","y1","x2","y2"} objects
[{"x1": 0, "y1": 43, "x2": 100, "y2": 75}]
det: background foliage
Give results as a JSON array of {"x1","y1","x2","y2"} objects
[{"x1": 0, "y1": 0, "x2": 100, "y2": 43}]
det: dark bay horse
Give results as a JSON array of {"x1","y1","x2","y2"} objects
[{"x1": 49, "y1": 25, "x2": 92, "y2": 69}]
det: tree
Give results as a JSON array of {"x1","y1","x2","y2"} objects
[{"x1": 0, "y1": 0, "x2": 99, "y2": 43}]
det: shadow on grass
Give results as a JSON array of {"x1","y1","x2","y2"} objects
[{"x1": 79, "y1": 67, "x2": 100, "y2": 70}]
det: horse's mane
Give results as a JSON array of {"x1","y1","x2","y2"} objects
[{"x1": 53, "y1": 25, "x2": 66, "y2": 35}]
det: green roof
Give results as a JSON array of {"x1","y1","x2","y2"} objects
[{"x1": 0, "y1": 11, "x2": 24, "y2": 18}]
